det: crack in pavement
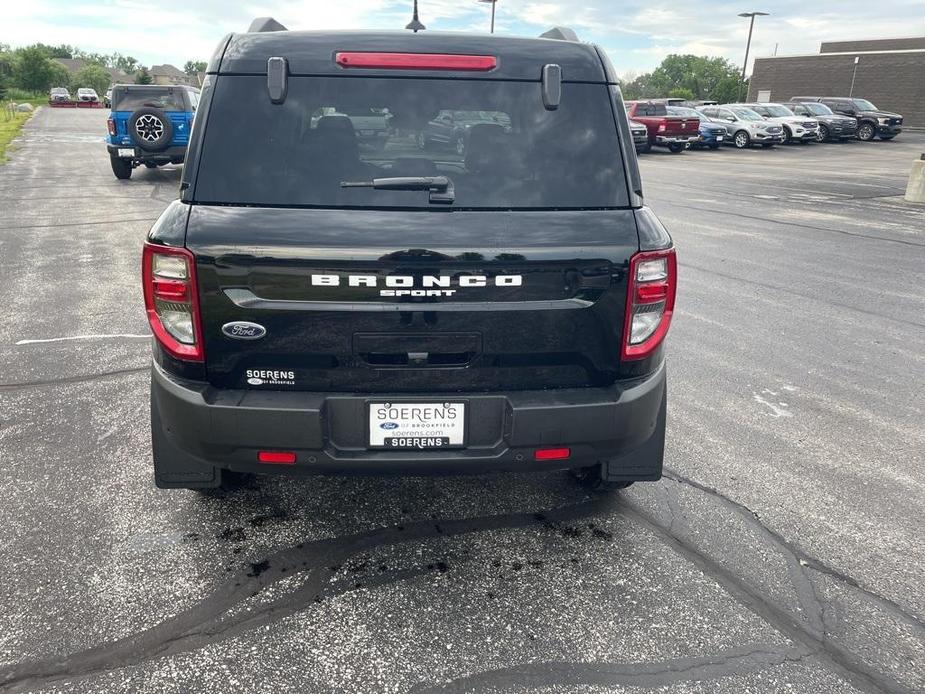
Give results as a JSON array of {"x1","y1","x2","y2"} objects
[
  {"x1": 0, "y1": 366, "x2": 148, "y2": 392},
  {"x1": 409, "y1": 644, "x2": 815, "y2": 692},
  {"x1": 664, "y1": 470, "x2": 925, "y2": 631},
  {"x1": 0, "y1": 499, "x2": 614, "y2": 693},
  {"x1": 1, "y1": 468, "x2": 921, "y2": 693}
]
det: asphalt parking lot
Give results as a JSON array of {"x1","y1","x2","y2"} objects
[{"x1": 0, "y1": 107, "x2": 922, "y2": 694}]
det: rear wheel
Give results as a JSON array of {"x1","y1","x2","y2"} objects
[
  {"x1": 110, "y1": 154, "x2": 132, "y2": 180},
  {"x1": 708, "y1": 144, "x2": 720, "y2": 150},
  {"x1": 733, "y1": 130, "x2": 750, "y2": 149},
  {"x1": 668, "y1": 143, "x2": 685, "y2": 154},
  {"x1": 857, "y1": 122, "x2": 875, "y2": 141},
  {"x1": 761, "y1": 143, "x2": 775, "y2": 148},
  {"x1": 416, "y1": 132, "x2": 427, "y2": 149},
  {"x1": 454, "y1": 135, "x2": 466, "y2": 155},
  {"x1": 638, "y1": 141, "x2": 652, "y2": 154},
  {"x1": 879, "y1": 135, "x2": 895, "y2": 141}
]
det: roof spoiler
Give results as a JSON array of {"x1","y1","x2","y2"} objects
[
  {"x1": 539, "y1": 27, "x2": 579, "y2": 42},
  {"x1": 248, "y1": 17, "x2": 288, "y2": 32}
]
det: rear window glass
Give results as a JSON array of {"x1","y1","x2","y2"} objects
[
  {"x1": 194, "y1": 76, "x2": 628, "y2": 209},
  {"x1": 114, "y1": 89, "x2": 185, "y2": 111},
  {"x1": 632, "y1": 102, "x2": 667, "y2": 117}
]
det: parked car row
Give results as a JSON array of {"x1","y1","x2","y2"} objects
[
  {"x1": 47, "y1": 86, "x2": 105, "y2": 108},
  {"x1": 627, "y1": 96, "x2": 903, "y2": 154}
]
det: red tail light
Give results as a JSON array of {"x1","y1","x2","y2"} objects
[
  {"x1": 335, "y1": 52, "x2": 497, "y2": 71},
  {"x1": 107, "y1": 118, "x2": 116, "y2": 136},
  {"x1": 142, "y1": 243, "x2": 204, "y2": 362},
  {"x1": 534, "y1": 448, "x2": 571, "y2": 461},
  {"x1": 258, "y1": 451, "x2": 297, "y2": 464},
  {"x1": 622, "y1": 248, "x2": 677, "y2": 361}
]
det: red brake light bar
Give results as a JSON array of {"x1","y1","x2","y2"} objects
[{"x1": 335, "y1": 52, "x2": 497, "y2": 72}]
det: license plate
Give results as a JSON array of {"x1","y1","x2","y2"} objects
[
  {"x1": 716, "y1": 136, "x2": 724, "y2": 141},
  {"x1": 117, "y1": 148, "x2": 134, "y2": 157},
  {"x1": 368, "y1": 402, "x2": 465, "y2": 449}
]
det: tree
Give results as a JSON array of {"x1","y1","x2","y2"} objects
[
  {"x1": 0, "y1": 52, "x2": 12, "y2": 101},
  {"x1": 134, "y1": 67, "x2": 152, "y2": 85},
  {"x1": 112, "y1": 53, "x2": 139, "y2": 74},
  {"x1": 14, "y1": 46, "x2": 57, "y2": 93},
  {"x1": 668, "y1": 87, "x2": 695, "y2": 100},
  {"x1": 647, "y1": 54, "x2": 743, "y2": 101},
  {"x1": 48, "y1": 60, "x2": 71, "y2": 89},
  {"x1": 73, "y1": 63, "x2": 110, "y2": 95},
  {"x1": 183, "y1": 60, "x2": 206, "y2": 76}
]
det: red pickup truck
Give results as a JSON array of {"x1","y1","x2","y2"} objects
[{"x1": 625, "y1": 100, "x2": 699, "y2": 153}]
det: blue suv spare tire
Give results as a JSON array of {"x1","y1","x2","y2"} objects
[{"x1": 129, "y1": 106, "x2": 173, "y2": 152}]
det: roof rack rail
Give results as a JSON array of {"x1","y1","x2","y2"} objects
[
  {"x1": 248, "y1": 17, "x2": 288, "y2": 33},
  {"x1": 540, "y1": 27, "x2": 579, "y2": 42}
]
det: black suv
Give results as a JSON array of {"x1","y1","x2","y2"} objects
[
  {"x1": 144, "y1": 20, "x2": 675, "y2": 494},
  {"x1": 791, "y1": 96, "x2": 902, "y2": 141},
  {"x1": 782, "y1": 101, "x2": 857, "y2": 142}
]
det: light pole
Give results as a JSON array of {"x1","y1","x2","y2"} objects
[
  {"x1": 849, "y1": 56, "x2": 860, "y2": 96},
  {"x1": 478, "y1": 0, "x2": 498, "y2": 34},
  {"x1": 738, "y1": 11, "x2": 769, "y2": 100}
]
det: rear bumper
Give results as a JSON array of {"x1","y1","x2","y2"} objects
[
  {"x1": 107, "y1": 144, "x2": 187, "y2": 162},
  {"x1": 655, "y1": 135, "x2": 697, "y2": 146},
  {"x1": 150, "y1": 360, "x2": 667, "y2": 485}
]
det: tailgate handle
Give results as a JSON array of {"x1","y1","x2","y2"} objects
[{"x1": 354, "y1": 332, "x2": 481, "y2": 367}]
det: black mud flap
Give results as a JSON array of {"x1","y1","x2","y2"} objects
[
  {"x1": 601, "y1": 385, "x2": 666, "y2": 483},
  {"x1": 151, "y1": 385, "x2": 223, "y2": 489}
]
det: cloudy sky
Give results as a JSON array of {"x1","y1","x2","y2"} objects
[{"x1": 2, "y1": 0, "x2": 924, "y2": 76}]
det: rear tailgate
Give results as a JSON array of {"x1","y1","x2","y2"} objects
[
  {"x1": 661, "y1": 116, "x2": 699, "y2": 137},
  {"x1": 188, "y1": 206, "x2": 638, "y2": 393}
]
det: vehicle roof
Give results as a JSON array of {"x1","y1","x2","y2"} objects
[
  {"x1": 211, "y1": 30, "x2": 610, "y2": 82},
  {"x1": 111, "y1": 84, "x2": 197, "y2": 92}
]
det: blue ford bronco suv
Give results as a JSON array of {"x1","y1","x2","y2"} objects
[
  {"x1": 106, "y1": 84, "x2": 200, "y2": 179},
  {"x1": 144, "y1": 19, "x2": 676, "y2": 495}
]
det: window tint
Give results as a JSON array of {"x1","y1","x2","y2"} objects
[
  {"x1": 194, "y1": 76, "x2": 629, "y2": 209},
  {"x1": 114, "y1": 89, "x2": 186, "y2": 111}
]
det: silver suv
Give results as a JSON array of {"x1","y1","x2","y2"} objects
[
  {"x1": 732, "y1": 103, "x2": 818, "y2": 144},
  {"x1": 696, "y1": 105, "x2": 783, "y2": 149}
]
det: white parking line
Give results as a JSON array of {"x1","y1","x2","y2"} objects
[{"x1": 15, "y1": 334, "x2": 150, "y2": 345}]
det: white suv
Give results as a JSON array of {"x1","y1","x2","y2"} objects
[
  {"x1": 733, "y1": 103, "x2": 818, "y2": 144},
  {"x1": 696, "y1": 105, "x2": 784, "y2": 149}
]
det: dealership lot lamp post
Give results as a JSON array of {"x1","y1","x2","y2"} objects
[
  {"x1": 479, "y1": 0, "x2": 498, "y2": 34},
  {"x1": 738, "y1": 11, "x2": 769, "y2": 100}
]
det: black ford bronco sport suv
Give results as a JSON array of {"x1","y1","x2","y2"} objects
[{"x1": 144, "y1": 19, "x2": 676, "y2": 494}]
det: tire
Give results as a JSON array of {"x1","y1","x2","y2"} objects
[
  {"x1": 128, "y1": 106, "x2": 173, "y2": 152},
  {"x1": 879, "y1": 135, "x2": 895, "y2": 141},
  {"x1": 668, "y1": 143, "x2": 684, "y2": 154},
  {"x1": 454, "y1": 135, "x2": 466, "y2": 156},
  {"x1": 709, "y1": 144, "x2": 720, "y2": 150},
  {"x1": 733, "y1": 130, "x2": 750, "y2": 149},
  {"x1": 761, "y1": 143, "x2": 775, "y2": 148},
  {"x1": 781, "y1": 127, "x2": 792, "y2": 144},
  {"x1": 144, "y1": 161, "x2": 158, "y2": 169},
  {"x1": 416, "y1": 132, "x2": 428, "y2": 150},
  {"x1": 570, "y1": 465, "x2": 634, "y2": 493},
  {"x1": 639, "y1": 141, "x2": 652, "y2": 154},
  {"x1": 857, "y1": 122, "x2": 875, "y2": 141},
  {"x1": 110, "y1": 154, "x2": 132, "y2": 180},
  {"x1": 817, "y1": 124, "x2": 829, "y2": 142}
]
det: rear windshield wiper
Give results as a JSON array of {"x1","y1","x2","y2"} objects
[{"x1": 341, "y1": 176, "x2": 455, "y2": 204}]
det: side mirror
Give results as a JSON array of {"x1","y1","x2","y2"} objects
[{"x1": 726, "y1": 116, "x2": 736, "y2": 122}]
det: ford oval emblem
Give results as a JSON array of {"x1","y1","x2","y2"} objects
[
  {"x1": 222, "y1": 321, "x2": 267, "y2": 340},
  {"x1": 380, "y1": 422, "x2": 400, "y2": 430}
]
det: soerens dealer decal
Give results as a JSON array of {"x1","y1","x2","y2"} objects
[
  {"x1": 310, "y1": 274, "x2": 523, "y2": 298},
  {"x1": 246, "y1": 369, "x2": 295, "y2": 386}
]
